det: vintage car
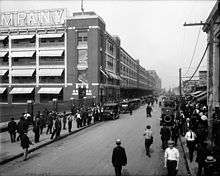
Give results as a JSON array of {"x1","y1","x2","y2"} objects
[
  {"x1": 160, "y1": 99, "x2": 176, "y2": 126},
  {"x1": 120, "y1": 99, "x2": 141, "y2": 113},
  {"x1": 102, "y1": 103, "x2": 120, "y2": 120},
  {"x1": 120, "y1": 100, "x2": 130, "y2": 114}
]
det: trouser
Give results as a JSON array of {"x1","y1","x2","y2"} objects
[
  {"x1": 63, "y1": 121, "x2": 66, "y2": 129},
  {"x1": 34, "y1": 132, "x2": 40, "y2": 143},
  {"x1": 9, "y1": 132, "x2": 16, "y2": 143},
  {"x1": 172, "y1": 136, "x2": 178, "y2": 146},
  {"x1": 68, "y1": 121, "x2": 72, "y2": 132},
  {"x1": 114, "y1": 166, "x2": 122, "y2": 176},
  {"x1": 187, "y1": 141, "x2": 195, "y2": 162},
  {"x1": 46, "y1": 125, "x2": 53, "y2": 134},
  {"x1": 40, "y1": 126, "x2": 44, "y2": 134},
  {"x1": 56, "y1": 128, "x2": 61, "y2": 138},
  {"x1": 167, "y1": 160, "x2": 177, "y2": 176},
  {"x1": 145, "y1": 139, "x2": 151, "y2": 156},
  {"x1": 162, "y1": 138, "x2": 168, "y2": 150},
  {"x1": 50, "y1": 129, "x2": 57, "y2": 139},
  {"x1": 197, "y1": 162, "x2": 205, "y2": 176},
  {"x1": 23, "y1": 148, "x2": 28, "y2": 160}
]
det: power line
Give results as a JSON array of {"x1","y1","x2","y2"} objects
[
  {"x1": 185, "y1": 43, "x2": 210, "y2": 83},
  {"x1": 184, "y1": 26, "x2": 202, "y2": 76}
]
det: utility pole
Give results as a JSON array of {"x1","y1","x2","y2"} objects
[
  {"x1": 179, "y1": 68, "x2": 182, "y2": 97},
  {"x1": 81, "y1": 0, "x2": 84, "y2": 13},
  {"x1": 184, "y1": 20, "x2": 219, "y2": 170}
]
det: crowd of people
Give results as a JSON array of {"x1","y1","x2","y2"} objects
[
  {"x1": 7, "y1": 104, "x2": 105, "y2": 160},
  {"x1": 159, "y1": 95, "x2": 211, "y2": 176}
]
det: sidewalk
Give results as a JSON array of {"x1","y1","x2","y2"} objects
[
  {"x1": 0, "y1": 119, "x2": 102, "y2": 165},
  {"x1": 179, "y1": 136, "x2": 198, "y2": 176}
]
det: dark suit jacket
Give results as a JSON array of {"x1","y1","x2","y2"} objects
[{"x1": 112, "y1": 146, "x2": 127, "y2": 167}]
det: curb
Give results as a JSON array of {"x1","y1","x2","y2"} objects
[
  {"x1": 0, "y1": 121, "x2": 103, "y2": 165},
  {"x1": 179, "y1": 135, "x2": 192, "y2": 176}
]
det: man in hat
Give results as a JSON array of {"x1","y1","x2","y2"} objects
[
  {"x1": 8, "y1": 118, "x2": 17, "y2": 143},
  {"x1": 20, "y1": 132, "x2": 33, "y2": 161},
  {"x1": 112, "y1": 139, "x2": 127, "y2": 176},
  {"x1": 164, "y1": 140, "x2": 179, "y2": 176},
  {"x1": 143, "y1": 125, "x2": 153, "y2": 157},
  {"x1": 185, "y1": 128, "x2": 196, "y2": 162}
]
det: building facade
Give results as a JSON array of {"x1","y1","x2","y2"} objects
[
  {"x1": 203, "y1": 1, "x2": 220, "y2": 160},
  {"x1": 0, "y1": 10, "x2": 160, "y2": 104}
]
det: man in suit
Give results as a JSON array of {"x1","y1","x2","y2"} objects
[{"x1": 112, "y1": 139, "x2": 127, "y2": 176}]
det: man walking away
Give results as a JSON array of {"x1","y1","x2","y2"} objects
[
  {"x1": 185, "y1": 128, "x2": 196, "y2": 162},
  {"x1": 62, "y1": 111, "x2": 67, "y2": 130},
  {"x1": 8, "y1": 118, "x2": 17, "y2": 143},
  {"x1": 20, "y1": 132, "x2": 33, "y2": 161},
  {"x1": 196, "y1": 142, "x2": 208, "y2": 176},
  {"x1": 164, "y1": 140, "x2": 179, "y2": 176},
  {"x1": 171, "y1": 124, "x2": 179, "y2": 146},
  {"x1": 33, "y1": 117, "x2": 40, "y2": 143},
  {"x1": 46, "y1": 113, "x2": 53, "y2": 134},
  {"x1": 146, "y1": 104, "x2": 152, "y2": 117},
  {"x1": 112, "y1": 139, "x2": 127, "y2": 176},
  {"x1": 68, "y1": 113, "x2": 73, "y2": 133},
  {"x1": 143, "y1": 125, "x2": 153, "y2": 157},
  {"x1": 160, "y1": 125, "x2": 171, "y2": 150}
]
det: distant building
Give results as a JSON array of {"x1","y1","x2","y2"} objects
[
  {"x1": 0, "y1": 10, "x2": 160, "y2": 104},
  {"x1": 183, "y1": 80, "x2": 199, "y2": 93}
]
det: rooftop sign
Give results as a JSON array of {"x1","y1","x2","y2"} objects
[{"x1": 0, "y1": 8, "x2": 66, "y2": 28}]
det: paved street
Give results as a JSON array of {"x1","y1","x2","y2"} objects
[{"x1": 0, "y1": 104, "x2": 188, "y2": 176}]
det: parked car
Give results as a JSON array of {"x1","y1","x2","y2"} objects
[{"x1": 102, "y1": 103, "x2": 120, "y2": 120}]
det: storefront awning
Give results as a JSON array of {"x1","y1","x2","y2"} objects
[
  {"x1": 38, "y1": 33, "x2": 64, "y2": 38},
  {"x1": 10, "y1": 87, "x2": 34, "y2": 94},
  {"x1": 0, "y1": 87, "x2": 7, "y2": 94},
  {"x1": 197, "y1": 93, "x2": 207, "y2": 102},
  {"x1": 38, "y1": 69, "x2": 64, "y2": 77},
  {"x1": 100, "y1": 68, "x2": 109, "y2": 78},
  {"x1": 0, "y1": 69, "x2": 8, "y2": 76},
  {"x1": 0, "y1": 36, "x2": 8, "y2": 41},
  {"x1": 195, "y1": 91, "x2": 207, "y2": 98},
  {"x1": 11, "y1": 69, "x2": 35, "y2": 77},
  {"x1": 39, "y1": 50, "x2": 64, "y2": 57},
  {"x1": 10, "y1": 34, "x2": 35, "y2": 40},
  {"x1": 106, "y1": 71, "x2": 119, "y2": 80},
  {"x1": 11, "y1": 51, "x2": 35, "y2": 58},
  {"x1": 0, "y1": 51, "x2": 8, "y2": 58},
  {"x1": 38, "y1": 87, "x2": 62, "y2": 94},
  {"x1": 190, "y1": 91, "x2": 202, "y2": 96}
]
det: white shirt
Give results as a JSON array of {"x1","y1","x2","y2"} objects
[
  {"x1": 165, "y1": 147, "x2": 179, "y2": 161},
  {"x1": 185, "y1": 131, "x2": 196, "y2": 141},
  {"x1": 144, "y1": 129, "x2": 152, "y2": 139}
]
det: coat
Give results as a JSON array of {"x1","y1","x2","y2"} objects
[
  {"x1": 196, "y1": 144, "x2": 208, "y2": 164},
  {"x1": 112, "y1": 146, "x2": 127, "y2": 167},
  {"x1": 20, "y1": 133, "x2": 32, "y2": 149},
  {"x1": 160, "y1": 126, "x2": 171, "y2": 140},
  {"x1": 8, "y1": 121, "x2": 17, "y2": 133}
]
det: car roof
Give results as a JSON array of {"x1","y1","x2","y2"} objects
[{"x1": 103, "y1": 103, "x2": 118, "y2": 106}]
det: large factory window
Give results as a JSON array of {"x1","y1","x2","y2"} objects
[{"x1": 77, "y1": 31, "x2": 88, "y2": 46}]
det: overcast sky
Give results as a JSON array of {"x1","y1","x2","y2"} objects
[{"x1": 0, "y1": 0, "x2": 216, "y2": 90}]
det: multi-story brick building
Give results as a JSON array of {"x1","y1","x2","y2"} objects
[{"x1": 0, "y1": 10, "x2": 160, "y2": 104}]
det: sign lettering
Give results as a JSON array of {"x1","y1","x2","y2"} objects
[{"x1": 0, "y1": 9, "x2": 66, "y2": 28}]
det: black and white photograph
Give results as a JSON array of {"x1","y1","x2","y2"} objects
[{"x1": 0, "y1": 0, "x2": 219, "y2": 176}]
